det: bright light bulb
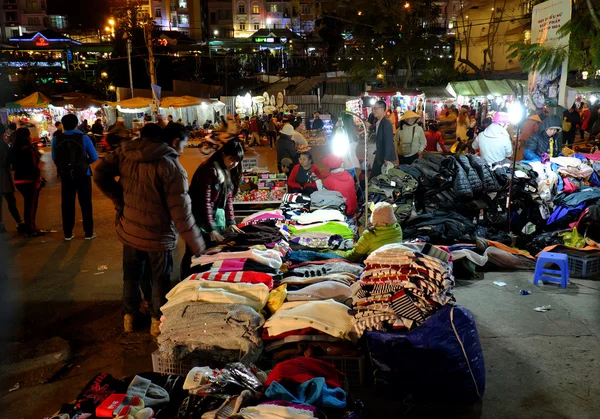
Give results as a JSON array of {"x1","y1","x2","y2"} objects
[
  {"x1": 508, "y1": 102, "x2": 525, "y2": 125},
  {"x1": 486, "y1": 94, "x2": 494, "y2": 100},
  {"x1": 590, "y1": 95, "x2": 597, "y2": 104},
  {"x1": 332, "y1": 129, "x2": 349, "y2": 156},
  {"x1": 109, "y1": 18, "x2": 115, "y2": 26}
]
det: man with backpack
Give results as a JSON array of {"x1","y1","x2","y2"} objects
[{"x1": 52, "y1": 114, "x2": 98, "y2": 241}]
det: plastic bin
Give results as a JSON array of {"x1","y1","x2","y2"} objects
[
  {"x1": 320, "y1": 356, "x2": 365, "y2": 387},
  {"x1": 567, "y1": 252, "x2": 600, "y2": 278},
  {"x1": 151, "y1": 351, "x2": 225, "y2": 376}
]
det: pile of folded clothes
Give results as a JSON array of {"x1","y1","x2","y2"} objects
[
  {"x1": 350, "y1": 243, "x2": 455, "y2": 335},
  {"x1": 284, "y1": 208, "x2": 355, "y2": 252},
  {"x1": 158, "y1": 248, "x2": 286, "y2": 364}
]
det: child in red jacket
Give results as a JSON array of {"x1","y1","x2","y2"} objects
[{"x1": 322, "y1": 153, "x2": 358, "y2": 216}]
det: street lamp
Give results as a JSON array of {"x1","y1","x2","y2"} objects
[
  {"x1": 214, "y1": 29, "x2": 219, "y2": 36},
  {"x1": 108, "y1": 85, "x2": 115, "y2": 91},
  {"x1": 101, "y1": 71, "x2": 108, "y2": 78},
  {"x1": 108, "y1": 18, "x2": 115, "y2": 26},
  {"x1": 331, "y1": 112, "x2": 370, "y2": 222}
]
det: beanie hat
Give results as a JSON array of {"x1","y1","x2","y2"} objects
[
  {"x1": 322, "y1": 153, "x2": 343, "y2": 169},
  {"x1": 127, "y1": 375, "x2": 170, "y2": 408},
  {"x1": 370, "y1": 202, "x2": 397, "y2": 226}
]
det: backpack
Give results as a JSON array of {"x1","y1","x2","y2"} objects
[{"x1": 54, "y1": 132, "x2": 89, "y2": 177}]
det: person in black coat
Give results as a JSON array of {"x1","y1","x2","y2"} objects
[
  {"x1": 276, "y1": 124, "x2": 298, "y2": 173},
  {"x1": 524, "y1": 115, "x2": 562, "y2": 161},
  {"x1": 562, "y1": 105, "x2": 581, "y2": 145},
  {"x1": 371, "y1": 100, "x2": 396, "y2": 178}
]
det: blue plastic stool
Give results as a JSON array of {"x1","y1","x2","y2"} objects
[{"x1": 533, "y1": 252, "x2": 569, "y2": 288}]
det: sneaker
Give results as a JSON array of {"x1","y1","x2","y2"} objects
[
  {"x1": 85, "y1": 233, "x2": 97, "y2": 240},
  {"x1": 150, "y1": 318, "x2": 161, "y2": 337},
  {"x1": 65, "y1": 234, "x2": 75, "y2": 241},
  {"x1": 124, "y1": 314, "x2": 134, "y2": 333}
]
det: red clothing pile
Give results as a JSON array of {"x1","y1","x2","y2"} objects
[{"x1": 323, "y1": 169, "x2": 357, "y2": 216}]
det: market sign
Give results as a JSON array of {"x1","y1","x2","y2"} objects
[
  {"x1": 253, "y1": 37, "x2": 277, "y2": 43},
  {"x1": 528, "y1": 0, "x2": 571, "y2": 108}
]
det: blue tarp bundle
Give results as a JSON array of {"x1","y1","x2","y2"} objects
[{"x1": 365, "y1": 304, "x2": 485, "y2": 403}]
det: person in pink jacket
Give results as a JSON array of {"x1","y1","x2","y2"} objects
[{"x1": 322, "y1": 153, "x2": 358, "y2": 216}]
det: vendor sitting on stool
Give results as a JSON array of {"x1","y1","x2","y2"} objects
[
  {"x1": 287, "y1": 148, "x2": 322, "y2": 195},
  {"x1": 322, "y1": 153, "x2": 357, "y2": 216},
  {"x1": 524, "y1": 115, "x2": 563, "y2": 161},
  {"x1": 343, "y1": 202, "x2": 403, "y2": 262}
]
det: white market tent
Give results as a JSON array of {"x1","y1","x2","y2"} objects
[{"x1": 158, "y1": 96, "x2": 222, "y2": 126}]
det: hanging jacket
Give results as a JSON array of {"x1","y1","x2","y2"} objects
[
  {"x1": 467, "y1": 154, "x2": 500, "y2": 192},
  {"x1": 454, "y1": 155, "x2": 483, "y2": 194},
  {"x1": 525, "y1": 115, "x2": 562, "y2": 158},
  {"x1": 323, "y1": 168, "x2": 357, "y2": 216},
  {"x1": 451, "y1": 159, "x2": 473, "y2": 199}
]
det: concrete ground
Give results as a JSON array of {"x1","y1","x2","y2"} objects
[{"x1": 0, "y1": 145, "x2": 599, "y2": 418}]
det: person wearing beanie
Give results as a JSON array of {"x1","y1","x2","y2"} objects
[
  {"x1": 524, "y1": 115, "x2": 563, "y2": 161},
  {"x1": 343, "y1": 202, "x2": 403, "y2": 262},
  {"x1": 322, "y1": 153, "x2": 357, "y2": 216},
  {"x1": 280, "y1": 157, "x2": 294, "y2": 176}
]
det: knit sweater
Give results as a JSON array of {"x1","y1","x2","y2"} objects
[{"x1": 344, "y1": 223, "x2": 403, "y2": 262}]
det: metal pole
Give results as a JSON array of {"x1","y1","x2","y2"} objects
[
  {"x1": 507, "y1": 84, "x2": 525, "y2": 233},
  {"x1": 127, "y1": 38, "x2": 134, "y2": 98}
]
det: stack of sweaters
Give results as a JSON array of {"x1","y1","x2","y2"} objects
[
  {"x1": 262, "y1": 254, "x2": 363, "y2": 361},
  {"x1": 285, "y1": 209, "x2": 355, "y2": 251},
  {"x1": 158, "y1": 246, "x2": 285, "y2": 364},
  {"x1": 350, "y1": 243, "x2": 455, "y2": 336}
]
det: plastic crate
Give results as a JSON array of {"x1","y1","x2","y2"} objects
[
  {"x1": 152, "y1": 350, "x2": 221, "y2": 376},
  {"x1": 320, "y1": 356, "x2": 365, "y2": 387},
  {"x1": 567, "y1": 252, "x2": 600, "y2": 278}
]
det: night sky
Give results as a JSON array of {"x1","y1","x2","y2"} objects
[{"x1": 47, "y1": 0, "x2": 110, "y2": 29}]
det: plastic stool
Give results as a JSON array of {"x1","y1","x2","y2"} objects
[{"x1": 533, "y1": 252, "x2": 569, "y2": 288}]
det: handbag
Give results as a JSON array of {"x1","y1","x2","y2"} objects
[{"x1": 562, "y1": 120, "x2": 572, "y2": 132}]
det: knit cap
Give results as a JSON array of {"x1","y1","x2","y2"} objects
[
  {"x1": 370, "y1": 202, "x2": 397, "y2": 226},
  {"x1": 126, "y1": 376, "x2": 170, "y2": 407}
]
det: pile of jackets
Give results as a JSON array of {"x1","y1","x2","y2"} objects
[
  {"x1": 350, "y1": 243, "x2": 454, "y2": 336},
  {"x1": 368, "y1": 168, "x2": 418, "y2": 223}
]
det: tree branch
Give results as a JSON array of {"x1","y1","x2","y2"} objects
[{"x1": 585, "y1": 0, "x2": 600, "y2": 31}]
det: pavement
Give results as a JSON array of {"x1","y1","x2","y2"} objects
[{"x1": 1, "y1": 145, "x2": 599, "y2": 418}]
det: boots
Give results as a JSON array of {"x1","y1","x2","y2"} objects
[
  {"x1": 124, "y1": 314, "x2": 134, "y2": 333},
  {"x1": 150, "y1": 318, "x2": 161, "y2": 337}
]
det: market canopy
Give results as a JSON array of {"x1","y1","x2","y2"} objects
[
  {"x1": 446, "y1": 80, "x2": 515, "y2": 98},
  {"x1": 369, "y1": 87, "x2": 423, "y2": 97},
  {"x1": 6, "y1": 92, "x2": 52, "y2": 109},
  {"x1": 160, "y1": 95, "x2": 212, "y2": 109},
  {"x1": 52, "y1": 97, "x2": 108, "y2": 109},
  {"x1": 112, "y1": 97, "x2": 153, "y2": 112},
  {"x1": 417, "y1": 86, "x2": 454, "y2": 99}
]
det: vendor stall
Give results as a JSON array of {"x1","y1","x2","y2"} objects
[
  {"x1": 158, "y1": 96, "x2": 218, "y2": 126},
  {"x1": 3, "y1": 92, "x2": 54, "y2": 141},
  {"x1": 367, "y1": 87, "x2": 424, "y2": 117}
]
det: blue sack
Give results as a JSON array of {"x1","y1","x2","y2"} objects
[{"x1": 366, "y1": 304, "x2": 485, "y2": 403}]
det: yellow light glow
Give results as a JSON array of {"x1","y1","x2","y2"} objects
[
  {"x1": 101, "y1": 71, "x2": 108, "y2": 78},
  {"x1": 108, "y1": 85, "x2": 115, "y2": 91},
  {"x1": 105, "y1": 26, "x2": 110, "y2": 31},
  {"x1": 357, "y1": 11, "x2": 362, "y2": 15},
  {"x1": 109, "y1": 18, "x2": 115, "y2": 26},
  {"x1": 404, "y1": 2, "x2": 409, "y2": 8},
  {"x1": 377, "y1": 73, "x2": 384, "y2": 79}
]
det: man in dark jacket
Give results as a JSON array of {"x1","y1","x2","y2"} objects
[
  {"x1": 524, "y1": 115, "x2": 562, "y2": 161},
  {"x1": 0, "y1": 132, "x2": 23, "y2": 232},
  {"x1": 94, "y1": 123, "x2": 205, "y2": 336},
  {"x1": 52, "y1": 114, "x2": 99, "y2": 240},
  {"x1": 372, "y1": 100, "x2": 396, "y2": 178},
  {"x1": 276, "y1": 124, "x2": 299, "y2": 173},
  {"x1": 562, "y1": 104, "x2": 581, "y2": 145}
]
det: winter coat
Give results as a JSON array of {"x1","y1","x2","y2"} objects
[
  {"x1": 394, "y1": 124, "x2": 427, "y2": 158},
  {"x1": 581, "y1": 109, "x2": 591, "y2": 131},
  {"x1": 189, "y1": 159, "x2": 238, "y2": 234},
  {"x1": 472, "y1": 123, "x2": 512, "y2": 165},
  {"x1": 424, "y1": 130, "x2": 447, "y2": 152},
  {"x1": 288, "y1": 164, "x2": 322, "y2": 192},
  {"x1": 344, "y1": 223, "x2": 403, "y2": 262},
  {"x1": 375, "y1": 117, "x2": 396, "y2": 164},
  {"x1": 454, "y1": 155, "x2": 483, "y2": 194},
  {"x1": 467, "y1": 154, "x2": 500, "y2": 192},
  {"x1": 12, "y1": 143, "x2": 40, "y2": 183},
  {"x1": 525, "y1": 115, "x2": 562, "y2": 158},
  {"x1": 93, "y1": 138, "x2": 204, "y2": 255},
  {"x1": 451, "y1": 158, "x2": 473, "y2": 199},
  {"x1": 323, "y1": 168, "x2": 357, "y2": 216},
  {"x1": 0, "y1": 141, "x2": 15, "y2": 193},
  {"x1": 276, "y1": 134, "x2": 298, "y2": 172}
]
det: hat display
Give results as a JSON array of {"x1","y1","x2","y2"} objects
[
  {"x1": 322, "y1": 153, "x2": 343, "y2": 169},
  {"x1": 280, "y1": 124, "x2": 295, "y2": 136},
  {"x1": 400, "y1": 110, "x2": 420, "y2": 121}
]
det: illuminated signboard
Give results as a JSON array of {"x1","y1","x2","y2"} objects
[
  {"x1": 34, "y1": 35, "x2": 49, "y2": 47},
  {"x1": 253, "y1": 37, "x2": 279, "y2": 43},
  {"x1": 0, "y1": 61, "x2": 63, "y2": 67}
]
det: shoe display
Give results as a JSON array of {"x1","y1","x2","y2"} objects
[
  {"x1": 150, "y1": 318, "x2": 161, "y2": 337},
  {"x1": 124, "y1": 314, "x2": 134, "y2": 333}
]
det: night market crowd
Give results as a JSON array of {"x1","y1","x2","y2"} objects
[{"x1": 2, "y1": 96, "x2": 600, "y2": 418}]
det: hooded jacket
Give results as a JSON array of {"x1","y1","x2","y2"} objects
[
  {"x1": 94, "y1": 138, "x2": 204, "y2": 254},
  {"x1": 276, "y1": 134, "x2": 298, "y2": 172},
  {"x1": 525, "y1": 115, "x2": 562, "y2": 158},
  {"x1": 323, "y1": 168, "x2": 357, "y2": 216},
  {"x1": 343, "y1": 223, "x2": 403, "y2": 262},
  {"x1": 472, "y1": 123, "x2": 512, "y2": 165}
]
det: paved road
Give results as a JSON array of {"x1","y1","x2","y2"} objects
[{"x1": 1, "y1": 143, "x2": 599, "y2": 418}]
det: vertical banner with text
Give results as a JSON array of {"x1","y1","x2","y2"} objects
[{"x1": 528, "y1": 0, "x2": 571, "y2": 109}]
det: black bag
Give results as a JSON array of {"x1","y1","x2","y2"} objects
[{"x1": 54, "y1": 133, "x2": 89, "y2": 177}]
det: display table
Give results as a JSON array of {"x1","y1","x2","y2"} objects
[{"x1": 233, "y1": 200, "x2": 282, "y2": 220}]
